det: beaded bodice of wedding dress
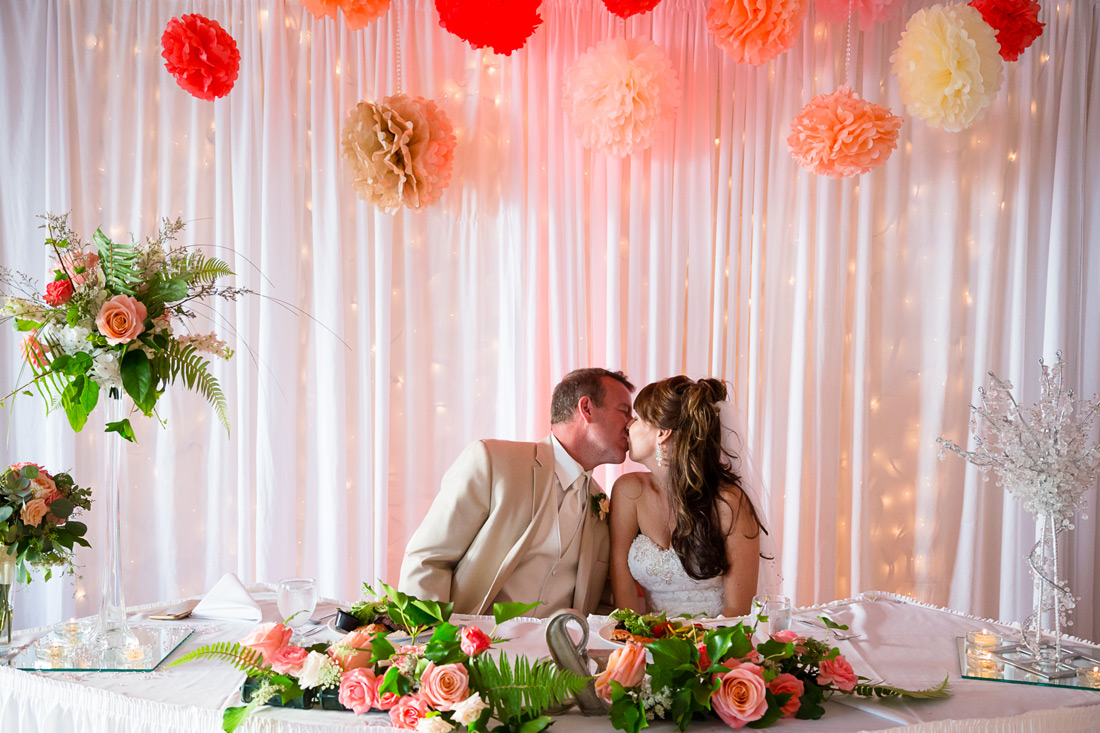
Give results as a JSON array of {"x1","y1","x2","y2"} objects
[{"x1": 627, "y1": 533, "x2": 724, "y2": 618}]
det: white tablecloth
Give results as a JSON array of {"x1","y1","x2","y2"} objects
[{"x1": 2, "y1": 591, "x2": 1099, "y2": 732}]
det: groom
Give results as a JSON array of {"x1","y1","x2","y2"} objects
[{"x1": 399, "y1": 368, "x2": 635, "y2": 616}]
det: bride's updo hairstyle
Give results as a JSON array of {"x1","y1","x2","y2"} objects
[{"x1": 633, "y1": 376, "x2": 764, "y2": 581}]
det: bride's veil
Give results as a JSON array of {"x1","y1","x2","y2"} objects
[{"x1": 717, "y1": 399, "x2": 783, "y2": 596}]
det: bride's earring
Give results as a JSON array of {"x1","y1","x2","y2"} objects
[{"x1": 655, "y1": 444, "x2": 664, "y2": 468}]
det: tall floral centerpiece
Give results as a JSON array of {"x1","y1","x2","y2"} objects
[
  {"x1": 939, "y1": 353, "x2": 1100, "y2": 665},
  {"x1": 1, "y1": 213, "x2": 239, "y2": 653}
]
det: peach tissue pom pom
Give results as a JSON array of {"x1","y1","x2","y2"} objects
[
  {"x1": 788, "y1": 85, "x2": 902, "y2": 178},
  {"x1": 891, "y1": 4, "x2": 1003, "y2": 132},
  {"x1": 813, "y1": 0, "x2": 905, "y2": 31},
  {"x1": 562, "y1": 37, "x2": 680, "y2": 158},
  {"x1": 707, "y1": 0, "x2": 808, "y2": 66},
  {"x1": 302, "y1": 0, "x2": 391, "y2": 30},
  {"x1": 341, "y1": 93, "x2": 457, "y2": 213}
]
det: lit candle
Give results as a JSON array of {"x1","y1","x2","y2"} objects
[
  {"x1": 966, "y1": 629, "x2": 1002, "y2": 649},
  {"x1": 965, "y1": 647, "x2": 1004, "y2": 674},
  {"x1": 1077, "y1": 666, "x2": 1100, "y2": 689},
  {"x1": 123, "y1": 646, "x2": 147, "y2": 663}
]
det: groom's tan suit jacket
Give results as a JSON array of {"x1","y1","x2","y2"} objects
[{"x1": 398, "y1": 436, "x2": 610, "y2": 616}]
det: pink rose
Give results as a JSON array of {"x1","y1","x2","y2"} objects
[
  {"x1": 389, "y1": 695, "x2": 431, "y2": 729},
  {"x1": 239, "y1": 622, "x2": 293, "y2": 665},
  {"x1": 21, "y1": 498, "x2": 50, "y2": 527},
  {"x1": 711, "y1": 663, "x2": 768, "y2": 729},
  {"x1": 594, "y1": 641, "x2": 647, "y2": 702},
  {"x1": 818, "y1": 656, "x2": 858, "y2": 691},
  {"x1": 45, "y1": 279, "x2": 74, "y2": 306},
  {"x1": 378, "y1": 690, "x2": 401, "y2": 710},
  {"x1": 95, "y1": 294, "x2": 148, "y2": 345},
  {"x1": 771, "y1": 629, "x2": 799, "y2": 644},
  {"x1": 697, "y1": 642, "x2": 712, "y2": 670},
  {"x1": 338, "y1": 667, "x2": 379, "y2": 715},
  {"x1": 328, "y1": 628, "x2": 377, "y2": 671},
  {"x1": 270, "y1": 645, "x2": 310, "y2": 675},
  {"x1": 419, "y1": 661, "x2": 470, "y2": 710},
  {"x1": 57, "y1": 251, "x2": 100, "y2": 288},
  {"x1": 460, "y1": 625, "x2": 491, "y2": 657},
  {"x1": 768, "y1": 672, "x2": 804, "y2": 718},
  {"x1": 21, "y1": 334, "x2": 47, "y2": 369}
]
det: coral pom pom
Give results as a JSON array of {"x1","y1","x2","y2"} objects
[
  {"x1": 161, "y1": 14, "x2": 241, "y2": 101},
  {"x1": 706, "y1": 0, "x2": 808, "y2": 66},
  {"x1": 788, "y1": 85, "x2": 902, "y2": 178}
]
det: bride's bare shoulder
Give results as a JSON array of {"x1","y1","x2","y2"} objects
[{"x1": 611, "y1": 471, "x2": 652, "y2": 501}]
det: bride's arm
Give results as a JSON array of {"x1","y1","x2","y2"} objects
[
  {"x1": 719, "y1": 487, "x2": 761, "y2": 616},
  {"x1": 609, "y1": 474, "x2": 646, "y2": 613}
]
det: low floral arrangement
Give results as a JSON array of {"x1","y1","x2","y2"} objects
[
  {"x1": 0, "y1": 462, "x2": 92, "y2": 582},
  {"x1": 172, "y1": 583, "x2": 586, "y2": 733},
  {"x1": 601, "y1": 615, "x2": 949, "y2": 731},
  {"x1": 1, "y1": 213, "x2": 241, "y2": 442}
]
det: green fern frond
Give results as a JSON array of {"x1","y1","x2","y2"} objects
[
  {"x1": 470, "y1": 652, "x2": 587, "y2": 723},
  {"x1": 169, "y1": 641, "x2": 268, "y2": 676},
  {"x1": 158, "y1": 341, "x2": 230, "y2": 434},
  {"x1": 184, "y1": 251, "x2": 235, "y2": 285},
  {"x1": 853, "y1": 675, "x2": 951, "y2": 700},
  {"x1": 94, "y1": 228, "x2": 141, "y2": 295}
]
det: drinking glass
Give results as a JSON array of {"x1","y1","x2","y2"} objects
[
  {"x1": 276, "y1": 578, "x2": 318, "y2": 629},
  {"x1": 752, "y1": 594, "x2": 792, "y2": 635}
]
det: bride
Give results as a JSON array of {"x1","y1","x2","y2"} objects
[{"x1": 609, "y1": 376, "x2": 773, "y2": 618}]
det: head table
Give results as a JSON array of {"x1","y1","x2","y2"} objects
[{"x1": 1, "y1": 590, "x2": 1098, "y2": 733}]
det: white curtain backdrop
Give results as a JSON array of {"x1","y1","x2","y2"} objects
[{"x1": 1, "y1": 0, "x2": 1097, "y2": 642}]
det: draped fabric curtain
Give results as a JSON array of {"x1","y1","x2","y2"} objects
[{"x1": 1, "y1": 0, "x2": 1097, "y2": 641}]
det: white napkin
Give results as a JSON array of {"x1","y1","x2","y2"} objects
[{"x1": 190, "y1": 573, "x2": 263, "y2": 621}]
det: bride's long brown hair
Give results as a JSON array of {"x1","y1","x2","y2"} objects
[{"x1": 634, "y1": 376, "x2": 764, "y2": 580}]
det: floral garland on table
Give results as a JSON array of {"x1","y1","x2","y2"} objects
[
  {"x1": 1, "y1": 463, "x2": 92, "y2": 582},
  {"x1": 1, "y1": 214, "x2": 240, "y2": 442},
  {"x1": 173, "y1": 582, "x2": 586, "y2": 732}
]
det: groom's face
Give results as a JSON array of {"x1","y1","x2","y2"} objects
[{"x1": 585, "y1": 377, "x2": 635, "y2": 465}]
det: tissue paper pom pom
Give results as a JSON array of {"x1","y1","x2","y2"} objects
[
  {"x1": 301, "y1": 0, "x2": 340, "y2": 18},
  {"x1": 602, "y1": 0, "x2": 664, "y2": 18},
  {"x1": 341, "y1": 94, "x2": 457, "y2": 213},
  {"x1": 563, "y1": 37, "x2": 680, "y2": 157},
  {"x1": 303, "y1": 0, "x2": 390, "y2": 30},
  {"x1": 969, "y1": 0, "x2": 1044, "y2": 61},
  {"x1": 891, "y1": 4, "x2": 1003, "y2": 132},
  {"x1": 813, "y1": 0, "x2": 904, "y2": 31},
  {"x1": 434, "y1": 0, "x2": 542, "y2": 55},
  {"x1": 161, "y1": 14, "x2": 240, "y2": 101},
  {"x1": 788, "y1": 85, "x2": 902, "y2": 178},
  {"x1": 706, "y1": 0, "x2": 808, "y2": 66}
]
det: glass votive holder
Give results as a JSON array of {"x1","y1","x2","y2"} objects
[
  {"x1": 966, "y1": 629, "x2": 1003, "y2": 649},
  {"x1": 35, "y1": 643, "x2": 67, "y2": 668},
  {"x1": 965, "y1": 647, "x2": 1004, "y2": 675},
  {"x1": 52, "y1": 619, "x2": 90, "y2": 647},
  {"x1": 1076, "y1": 666, "x2": 1100, "y2": 689}
]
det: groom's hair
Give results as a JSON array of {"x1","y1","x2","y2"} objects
[{"x1": 550, "y1": 368, "x2": 634, "y2": 424}]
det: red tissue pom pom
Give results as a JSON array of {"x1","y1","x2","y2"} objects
[
  {"x1": 161, "y1": 14, "x2": 241, "y2": 101},
  {"x1": 434, "y1": 0, "x2": 543, "y2": 55},
  {"x1": 601, "y1": 0, "x2": 664, "y2": 18},
  {"x1": 968, "y1": 0, "x2": 1044, "y2": 62}
]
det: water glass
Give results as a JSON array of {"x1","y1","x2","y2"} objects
[
  {"x1": 752, "y1": 594, "x2": 792, "y2": 635},
  {"x1": 276, "y1": 578, "x2": 318, "y2": 629}
]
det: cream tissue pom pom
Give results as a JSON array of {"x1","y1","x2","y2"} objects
[
  {"x1": 341, "y1": 93, "x2": 456, "y2": 213},
  {"x1": 562, "y1": 37, "x2": 680, "y2": 157},
  {"x1": 891, "y1": 4, "x2": 1003, "y2": 132}
]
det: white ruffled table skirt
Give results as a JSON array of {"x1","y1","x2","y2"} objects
[{"x1": 2, "y1": 590, "x2": 1099, "y2": 733}]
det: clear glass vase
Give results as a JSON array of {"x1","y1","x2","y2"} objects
[
  {"x1": 0, "y1": 546, "x2": 15, "y2": 650},
  {"x1": 1021, "y1": 512, "x2": 1073, "y2": 667}
]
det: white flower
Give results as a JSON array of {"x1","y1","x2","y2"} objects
[
  {"x1": 416, "y1": 716, "x2": 454, "y2": 733},
  {"x1": 450, "y1": 692, "x2": 489, "y2": 726},
  {"x1": 295, "y1": 650, "x2": 339, "y2": 689},
  {"x1": 57, "y1": 325, "x2": 92, "y2": 353},
  {"x1": 91, "y1": 349, "x2": 123, "y2": 391}
]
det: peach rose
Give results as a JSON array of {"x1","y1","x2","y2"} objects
[
  {"x1": 21, "y1": 498, "x2": 50, "y2": 527},
  {"x1": 419, "y1": 661, "x2": 470, "y2": 710},
  {"x1": 378, "y1": 690, "x2": 401, "y2": 710},
  {"x1": 711, "y1": 663, "x2": 768, "y2": 729},
  {"x1": 768, "y1": 672, "x2": 804, "y2": 718},
  {"x1": 771, "y1": 629, "x2": 799, "y2": 644},
  {"x1": 270, "y1": 645, "x2": 309, "y2": 675},
  {"x1": 95, "y1": 294, "x2": 148, "y2": 345},
  {"x1": 594, "y1": 641, "x2": 647, "y2": 702},
  {"x1": 239, "y1": 622, "x2": 293, "y2": 665},
  {"x1": 328, "y1": 628, "x2": 377, "y2": 671},
  {"x1": 389, "y1": 694, "x2": 431, "y2": 729},
  {"x1": 818, "y1": 656, "x2": 858, "y2": 691},
  {"x1": 21, "y1": 334, "x2": 47, "y2": 369},
  {"x1": 459, "y1": 626, "x2": 491, "y2": 657},
  {"x1": 57, "y1": 251, "x2": 100, "y2": 288},
  {"x1": 338, "y1": 667, "x2": 379, "y2": 714}
]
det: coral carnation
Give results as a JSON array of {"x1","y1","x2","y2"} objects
[
  {"x1": 434, "y1": 0, "x2": 542, "y2": 56},
  {"x1": 788, "y1": 84, "x2": 902, "y2": 178},
  {"x1": 161, "y1": 14, "x2": 241, "y2": 101},
  {"x1": 562, "y1": 36, "x2": 680, "y2": 157},
  {"x1": 968, "y1": 0, "x2": 1044, "y2": 62},
  {"x1": 341, "y1": 93, "x2": 457, "y2": 213},
  {"x1": 891, "y1": 4, "x2": 1003, "y2": 132},
  {"x1": 707, "y1": 0, "x2": 808, "y2": 66},
  {"x1": 813, "y1": 0, "x2": 905, "y2": 31},
  {"x1": 602, "y1": 0, "x2": 664, "y2": 18},
  {"x1": 45, "y1": 279, "x2": 74, "y2": 306}
]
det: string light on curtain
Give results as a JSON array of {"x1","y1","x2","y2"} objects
[
  {"x1": 434, "y1": 0, "x2": 544, "y2": 55},
  {"x1": 967, "y1": 0, "x2": 1045, "y2": 62},
  {"x1": 301, "y1": 0, "x2": 392, "y2": 30},
  {"x1": 706, "y1": 0, "x2": 808, "y2": 65},
  {"x1": 601, "y1": 0, "x2": 665, "y2": 19},
  {"x1": 160, "y1": 14, "x2": 240, "y2": 100}
]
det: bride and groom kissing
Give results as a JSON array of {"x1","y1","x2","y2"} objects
[{"x1": 398, "y1": 367, "x2": 769, "y2": 620}]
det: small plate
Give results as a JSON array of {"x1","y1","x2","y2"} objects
[{"x1": 325, "y1": 619, "x2": 416, "y2": 646}]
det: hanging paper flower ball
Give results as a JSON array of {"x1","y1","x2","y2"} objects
[
  {"x1": 706, "y1": 0, "x2": 808, "y2": 66},
  {"x1": 302, "y1": 0, "x2": 392, "y2": 31},
  {"x1": 562, "y1": 37, "x2": 680, "y2": 158},
  {"x1": 341, "y1": 94, "x2": 457, "y2": 213},
  {"x1": 602, "y1": 0, "x2": 664, "y2": 18},
  {"x1": 813, "y1": 0, "x2": 905, "y2": 32},
  {"x1": 891, "y1": 4, "x2": 1003, "y2": 132},
  {"x1": 301, "y1": 0, "x2": 340, "y2": 18},
  {"x1": 968, "y1": 0, "x2": 1044, "y2": 62},
  {"x1": 161, "y1": 14, "x2": 241, "y2": 101},
  {"x1": 434, "y1": 0, "x2": 543, "y2": 55},
  {"x1": 788, "y1": 85, "x2": 902, "y2": 178}
]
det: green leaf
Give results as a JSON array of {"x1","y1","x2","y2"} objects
[
  {"x1": 516, "y1": 717, "x2": 553, "y2": 733},
  {"x1": 121, "y1": 350, "x2": 155, "y2": 414},
  {"x1": 820, "y1": 616, "x2": 849, "y2": 631},
  {"x1": 145, "y1": 276, "x2": 188, "y2": 304},
  {"x1": 46, "y1": 497, "x2": 74, "y2": 520},
  {"x1": 0, "y1": 506, "x2": 11, "y2": 523},
  {"x1": 378, "y1": 666, "x2": 411, "y2": 697},
  {"x1": 51, "y1": 351, "x2": 92, "y2": 376},
  {"x1": 221, "y1": 705, "x2": 252, "y2": 733},
  {"x1": 64, "y1": 520, "x2": 87, "y2": 537},
  {"x1": 61, "y1": 376, "x2": 91, "y2": 432},
  {"x1": 369, "y1": 636, "x2": 395, "y2": 666},
  {"x1": 152, "y1": 341, "x2": 230, "y2": 434},
  {"x1": 609, "y1": 682, "x2": 648, "y2": 733},
  {"x1": 94, "y1": 228, "x2": 141, "y2": 295},
  {"x1": 105, "y1": 418, "x2": 137, "y2": 442},
  {"x1": 14, "y1": 318, "x2": 40, "y2": 332},
  {"x1": 493, "y1": 601, "x2": 540, "y2": 626}
]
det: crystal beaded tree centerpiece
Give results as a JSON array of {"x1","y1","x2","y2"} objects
[{"x1": 939, "y1": 352, "x2": 1100, "y2": 668}]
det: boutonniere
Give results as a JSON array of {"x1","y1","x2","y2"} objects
[{"x1": 589, "y1": 491, "x2": 610, "y2": 521}]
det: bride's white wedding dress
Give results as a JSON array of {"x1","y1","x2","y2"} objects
[{"x1": 627, "y1": 533, "x2": 724, "y2": 618}]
